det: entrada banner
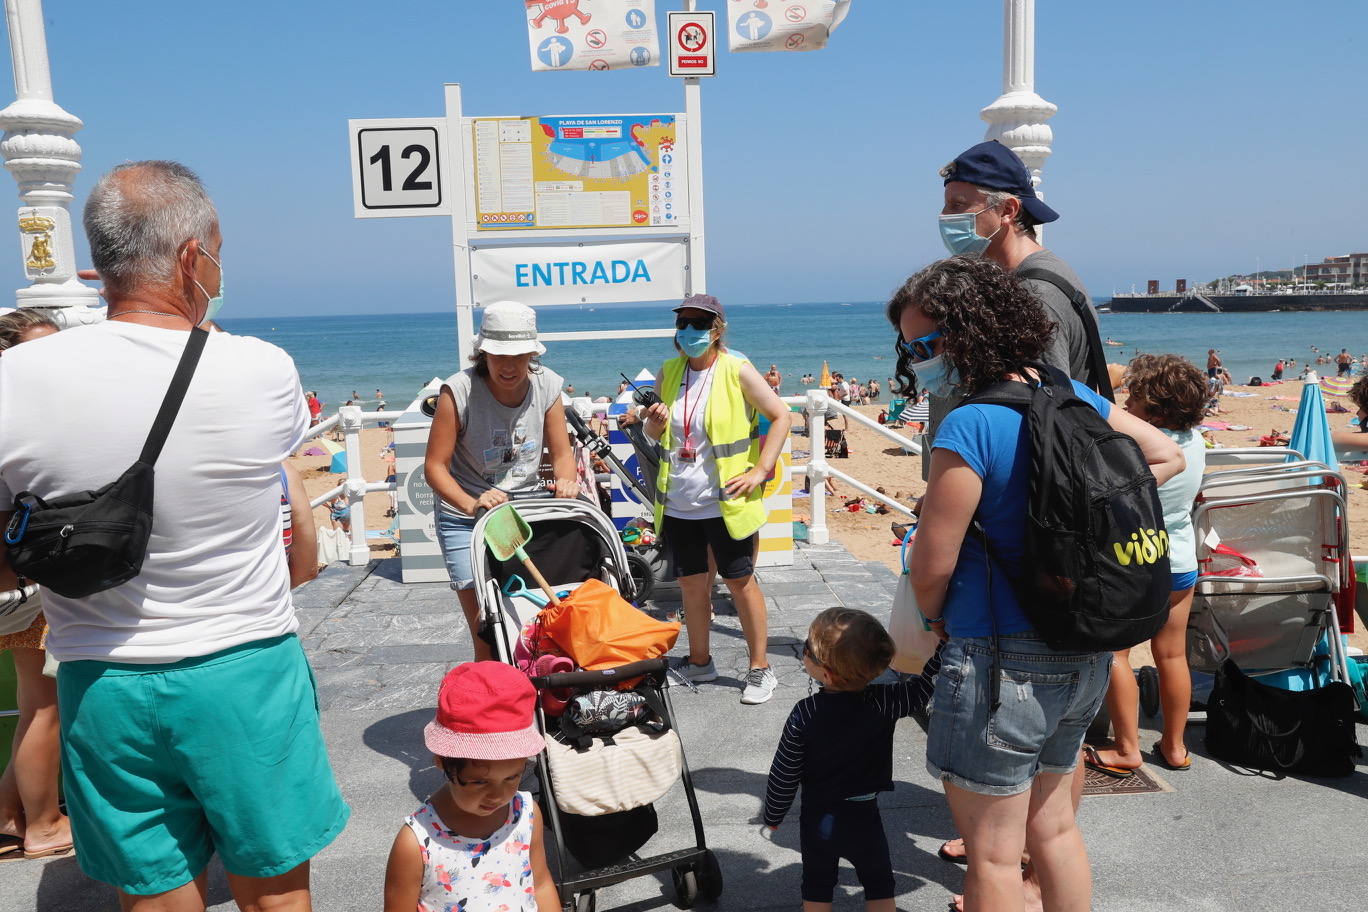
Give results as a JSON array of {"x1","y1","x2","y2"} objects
[
  {"x1": 728, "y1": 0, "x2": 852, "y2": 52},
  {"x1": 470, "y1": 239, "x2": 687, "y2": 306},
  {"x1": 525, "y1": 0, "x2": 661, "y2": 71}
]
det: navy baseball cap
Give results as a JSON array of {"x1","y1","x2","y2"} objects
[
  {"x1": 940, "y1": 140, "x2": 1059, "y2": 224},
  {"x1": 673, "y1": 294, "x2": 725, "y2": 321}
]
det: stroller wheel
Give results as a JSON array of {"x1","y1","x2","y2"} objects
[
  {"x1": 575, "y1": 891, "x2": 596, "y2": 912},
  {"x1": 697, "y1": 849, "x2": 724, "y2": 901},
  {"x1": 671, "y1": 866, "x2": 699, "y2": 909},
  {"x1": 626, "y1": 550, "x2": 655, "y2": 603},
  {"x1": 1137, "y1": 665, "x2": 1161, "y2": 719}
]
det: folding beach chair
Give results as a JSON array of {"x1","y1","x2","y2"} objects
[{"x1": 1187, "y1": 458, "x2": 1355, "y2": 691}]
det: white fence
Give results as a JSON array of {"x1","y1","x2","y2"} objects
[
  {"x1": 302, "y1": 405, "x2": 399, "y2": 566},
  {"x1": 784, "y1": 390, "x2": 921, "y2": 545}
]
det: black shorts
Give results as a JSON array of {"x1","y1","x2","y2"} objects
[
  {"x1": 1339, "y1": 363, "x2": 1352, "y2": 376},
  {"x1": 1207, "y1": 367, "x2": 1218, "y2": 378},
  {"x1": 799, "y1": 800, "x2": 895, "y2": 903},
  {"x1": 662, "y1": 514, "x2": 756, "y2": 579}
]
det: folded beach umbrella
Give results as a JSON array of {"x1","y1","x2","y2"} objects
[
  {"x1": 1288, "y1": 374, "x2": 1338, "y2": 467},
  {"x1": 819, "y1": 361, "x2": 832, "y2": 388}
]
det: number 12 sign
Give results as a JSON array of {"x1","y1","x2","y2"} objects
[{"x1": 349, "y1": 118, "x2": 451, "y2": 218}]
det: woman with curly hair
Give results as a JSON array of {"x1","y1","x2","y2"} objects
[
  {"x1": 888, "y1": 257, "x2": 1181, "y2": 912},
  {"x1": 1089, "y1": 355, "x2": 1207, "y2": 776}
]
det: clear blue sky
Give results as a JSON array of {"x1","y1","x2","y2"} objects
[{"x1": 5, "y1": 0, "x2": 1363, "y2": 316}]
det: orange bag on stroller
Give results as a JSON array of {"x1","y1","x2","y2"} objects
[{"x1": 539, "y1": 578, "x2": 680, "y2": 670}]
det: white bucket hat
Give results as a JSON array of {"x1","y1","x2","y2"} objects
[{"x1": 476, "y1": 301, "x2": 545, "y2": 356}]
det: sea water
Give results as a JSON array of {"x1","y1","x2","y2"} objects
[{"x1": 221, "y1": 305, "x2": 1367, "y2": 411}]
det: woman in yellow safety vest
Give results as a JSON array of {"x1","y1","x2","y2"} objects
[{"x1": 643, "y1": 294, "x2": 792, "y2": 705}]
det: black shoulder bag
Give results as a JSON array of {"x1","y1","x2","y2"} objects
[{"x1": 3, "y1": 328, "x2": 208, "y2": 598}]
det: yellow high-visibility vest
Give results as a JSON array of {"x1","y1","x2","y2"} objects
[{"x1": 654, "y1": 351, "x2": 767, "y2": 541}]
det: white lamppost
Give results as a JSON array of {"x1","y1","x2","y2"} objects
[
  {"x1": 0, "y1": 0, "x2": 99, "y2": 324},
  {"x1": 979, "y1": 0, "x2": 1056, "y2": 193}
]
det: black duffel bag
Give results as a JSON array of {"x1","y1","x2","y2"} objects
[
  {"x1": 3, "y1": 328, "x2": 206, "y2": 598},
  {"x1": 1207, "y1": 658, "x2": 1361, "y2": 777}
]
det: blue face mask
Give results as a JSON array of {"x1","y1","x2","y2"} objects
[
  {"x1": 910, "y1": 353, "x2": 958, "y2": 398},
  {"x1": 194, "y1": 248, "x2": 225, "y2": 322},
  {"x1": 676, "y1": 327, "x2": 713, "y2": 358},
  {"x1": 938, "y1": 206, "x2": 1000, "y2": 257}
]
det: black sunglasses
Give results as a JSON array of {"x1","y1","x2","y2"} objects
[
  {"x1": 802, "y1": 637, "x2": 826, "y2": 668},
  {"x1": 675, "y1": 315, "x2": 716, "y2": 331}
]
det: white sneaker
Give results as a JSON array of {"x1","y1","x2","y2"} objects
[
  {"x1": 671, "y1": 656, "x2": 718, "y2": 683},
  {"x1": 740, "y1": 667, "x2": 778, "y2": 705}
]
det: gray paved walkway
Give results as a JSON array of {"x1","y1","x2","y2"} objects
[{"x1": 7, "y1": 542, "x2": 1368, "y2": 911}]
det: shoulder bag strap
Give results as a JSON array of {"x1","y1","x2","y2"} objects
[
  {"x1": 1015, "y1": 266, "x2": 1115, "y2": 402},
  {"x1": 138, "y1": 327, "x2": 209, "y2": 466}
]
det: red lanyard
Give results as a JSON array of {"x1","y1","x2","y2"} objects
[{"x1": 681, "y1": 365, "x2": 709, "y2": 452}]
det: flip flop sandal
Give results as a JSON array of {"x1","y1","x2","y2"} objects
[
  {"x1": 1150, "y1": 742, "x2": 1192, "y2": 771},
  {"x1": 1083, "y1": 745, "x2": 1137, "y2": 779},
  {"x1": 23, "y1": 843, "x2": 74, "y2": 860},
  {"x1": 937, "y1": 840, "x2": 968, "y2": 865},
  {"x1": 0, "y1": 834, "x2": 23, "y2": 861}
]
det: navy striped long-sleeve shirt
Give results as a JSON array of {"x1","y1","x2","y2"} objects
[{"x1": 762, "y1": 674, "x2": 932, "y2": 827}]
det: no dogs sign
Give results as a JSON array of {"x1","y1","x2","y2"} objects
[{"x1": 668, "y1": 10, "x2": 715, "y2": 77}]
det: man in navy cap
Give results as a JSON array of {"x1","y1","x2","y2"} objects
[{"x1": 936, "y1": 139, "x2": 1110, "y2": 398}]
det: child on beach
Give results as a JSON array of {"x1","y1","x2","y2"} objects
[
  {"x1": 383, "y1": 662, "x2": 558, "y2": 912},
  {"x1": 762, "y1": 608, "x2": 923, "y2": 912}
]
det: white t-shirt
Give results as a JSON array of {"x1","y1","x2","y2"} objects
[
  {"x1": 1159, "y1": 428, "x2": 1207, "y2": 575},
  {"x1": 664, "y1": 362, "x2": 722, "y2": 519},
  {"x1": 0, "y1": 322, "x2": 308, "y2": 663}
]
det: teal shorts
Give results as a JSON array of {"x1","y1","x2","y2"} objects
[{"x1": 57, "y1": 634, "x2": 350, "y2": 895}]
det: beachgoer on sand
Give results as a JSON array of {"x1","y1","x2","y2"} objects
[
  {"x1": 1091, "y1": 355, "x2": 1207, "y2": 775},
  {"x1": 0, "y1": 309, "x2": 70, "y2": 864},
  {"x1": 891, "y1": 257, "x2": 1181, "y2": 912},
  {"x1": 423, "y1": 301, "x2": 580, "y2": 662},
  {"x1": 1206, "y1": 348, "x2": 1222, "y2": 378},
  {"x1": 762, "y1": 608, "x2": 923, "y2": 912},
  {"x1": 383, "y1": 662, "x2": 557, "y2": 912},
  {"x1": 642, "y1": 294, "x2": 792, "y2": 704},
  {"x1": 0, "y1": 161, "x2": 348, "y2": 909}
]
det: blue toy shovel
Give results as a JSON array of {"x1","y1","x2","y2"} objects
[{"x1": 501, "y1": 575, "x2": 548, "y2": 608}]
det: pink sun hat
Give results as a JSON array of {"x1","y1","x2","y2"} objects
[{"x1": 423, "y1": 662, "x2": 545, "y2": 760}]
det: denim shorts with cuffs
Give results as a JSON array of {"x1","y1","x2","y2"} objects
[{"x1": 925, "y1": 634, "x2": 1111, "y2": 796}]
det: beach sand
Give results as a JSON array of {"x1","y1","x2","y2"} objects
[{"x1": 791, "y1": 382, "x2": 1368, "y2": 654}]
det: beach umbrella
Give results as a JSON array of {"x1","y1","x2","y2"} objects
[
  {"x1": 819, "y1": 361, "x2": 832, "y2": 388},
  {"x1": 1320, "y1": 375, "x2": 1355, "y2": 397},
  {"x1": 1288, "y1": 372, "x2": 1338, "y2": 468}
]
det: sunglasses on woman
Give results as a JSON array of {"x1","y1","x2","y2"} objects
[
  {"x1": 897, "y1": 328, "x2": 942, "y2": 362},
  {"x1": 675, "y1": 315, "x2": 716, "y2": 331}
]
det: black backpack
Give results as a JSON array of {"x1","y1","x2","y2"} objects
[{"x1": 963, "y1": 364, "x2": 1170, "y2": 652}]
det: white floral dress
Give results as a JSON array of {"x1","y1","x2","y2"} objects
[{"x1": 404, "y1": 790, "x2": 538, "y2": 912}]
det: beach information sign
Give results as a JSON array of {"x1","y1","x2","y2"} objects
[
  {"x1": 525, "y1": 0, "x2": 660, "y2": 71},
  {"x1": 728, "y1": 0, "x2": 852, "y2": 52},
  {"x1": 469, "y1": 114, "x2": 687, "y2": 231}
]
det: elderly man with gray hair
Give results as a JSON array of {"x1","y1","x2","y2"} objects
[{"x1": 0, "y1": 161, "x2": 347, "y2": 910}]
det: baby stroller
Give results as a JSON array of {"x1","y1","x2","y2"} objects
[
  {"x1": 469, "y1": 499, "x2": 722, "y2": 912},
  {"x1": 1160, "y1": 455, "x2": 1356, "y2": 719}
]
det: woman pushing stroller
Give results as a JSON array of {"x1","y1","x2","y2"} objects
[{"x1": 424, "y1": 302, "x2": 580, "y2": 661}]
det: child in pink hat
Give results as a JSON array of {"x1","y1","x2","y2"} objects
[{"x1": 384, "y1": 662, "x2": 558, "y2": 912}]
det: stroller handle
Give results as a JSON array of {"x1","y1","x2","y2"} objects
[{"x1": 530, "y1": 657, "x2": 668, "y2": 689}]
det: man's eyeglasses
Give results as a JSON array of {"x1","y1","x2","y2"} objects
[
  {"x1": 897, "y1": 328, "x2": 943, "y2": 362},
  {"x1": 675, "y1": 316, "x2": 716, "y2": 331}
]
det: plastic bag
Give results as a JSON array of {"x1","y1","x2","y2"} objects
[
  {"x1": 887, "y1": 529, "x2": 940, "y2": 675},
  {"x1": 538, "y1": 578, "x2": 680, "y2": 670}
]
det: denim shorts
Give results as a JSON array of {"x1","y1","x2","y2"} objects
[
  {"x1": 925, "y1": 634, "x2": 1111, "y2": 796},
  {"x1": 436, "y1": 510, "x2": 479, "y2": 591},
  {"x1": 57, "y1": 635, "x2": 350, "y2": 894}
]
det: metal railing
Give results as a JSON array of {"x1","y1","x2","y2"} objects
[
  {"x1": 301, "y1": 405, "x2": 398, "y2": 566},
  {"x1": 783, "y1": 390, "x2": 921, "y2": 545}
]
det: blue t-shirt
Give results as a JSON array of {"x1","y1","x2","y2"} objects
[{"x1": 931, "y1": 380, "x2": 1111, "y2": 638}]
